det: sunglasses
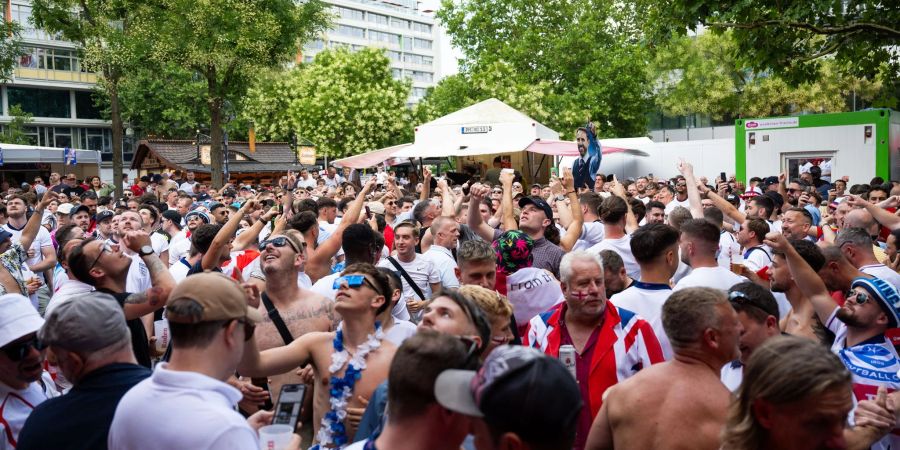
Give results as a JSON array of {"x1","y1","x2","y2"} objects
[
  {"x1": 332, "y1": 274, "x2": 381, "y2": 295},
  {"x1": 847, "y1": 289, "x2": 870, "y2": 305},
  {"x1": 226, "y1": 318, "x2": 255, "y2": 341},
  {"x1": 259, "y1": 236, "x2": 301, "y2": 253},
  {"x1": 89, "y1": 241, "x2": 116, "y2": 270},
  {"x1": 2, "y1": 335, "x2": 45, "y2": 361},
  {"x1": 492, "y1": 189, "x2": 502, "y2": 194}
]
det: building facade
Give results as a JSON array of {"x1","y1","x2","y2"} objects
[{"x1": 302, "y1": 0, "x2": 440, "y2": 103}]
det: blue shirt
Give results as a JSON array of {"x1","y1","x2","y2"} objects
[{"x1": 17, "y1": 363, "x2": 151, "y2": 450}]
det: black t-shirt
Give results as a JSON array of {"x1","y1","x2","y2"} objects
[
  {"x1": 96, "y1": 289, "x2": 152, "y2": 368},
  {"x1": 186, "y1": 259, "x2": 222, "y2": 277}
]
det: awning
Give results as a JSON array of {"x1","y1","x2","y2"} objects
[
  {"x1": 0, "y1": 142, "x2": 101, "y2": 165},
  {"x1": 332, "y1": 143, "x2": 411, "y2": 169}
]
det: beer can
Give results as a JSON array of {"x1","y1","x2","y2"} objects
[{"x1": 559, "y1": 344, "x2": 577, "y2": 378}]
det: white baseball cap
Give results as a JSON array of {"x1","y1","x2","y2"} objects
[
  {"x1": 0, "y1": 294, "x2": 44, "y2": 348},
  {"x1": 56, "y1": 203, "x2": 75, "y2": 215}
]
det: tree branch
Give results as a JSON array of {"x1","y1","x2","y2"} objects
[{"x1": 706, "y1": 20, "x2": 900, "y2": 39}]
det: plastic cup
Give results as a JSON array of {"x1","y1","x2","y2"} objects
[
  {"x1": 153, "y1": 320, "x2": 170, "y2": 352},
  {"x1": 258, "y1": 424, "x2": 293, "y2": 450},
  {"x1": 730, "y1": 251, "x2": 745, "y2": 275}
]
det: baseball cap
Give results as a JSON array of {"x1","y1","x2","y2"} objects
[
  {"x1": 184, "y1": 210, "x2": 211, "y2": 224},
  {"x1": 851, "y1": 277, "x2": 900, "y2": 327},
  {"x1": 165, "y1": 272, "x2": 262, "y2": 324},
  {"x1": 57, "y1": 203, "x2": 75, "y2": 215},
  {"x1": 366, "y1": 201, "x2": 386, "y2": 215},
  {"x1": 0, "y1": 294, "x2": 45, "y2": 348},
  {"x1": 69, "y1": 204, "x2": 90, "y2": 218},
  {"x1": 762, "y1": 176, "x2": 779, "y2": 187},
  {"x1": 152, "y1": 174, "x2": 163, "y2": 184},
  {"x1": 95, "y1": 210, "x2": 115, "y2": 223},
  {"x1": 518, "y1": 196, "x2": 553, "y2": 222},
  {"x1": 435, "y1": 346, "x2": 582, "y2": 443},
  {"x1": 222, "y1": 189, "x2": 237, "y2": 197},
  {"x1": 39, "y1": 292, "x2": 129, "y2": 352},
  {"x1": 140, "y1": 175, "x2": 151, "y2": 183}
]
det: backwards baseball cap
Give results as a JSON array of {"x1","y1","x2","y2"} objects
[
  {"x1": 435, "y1": 346, "x2": 582, "y2": 444},
  {"x1": 851, "y1": 277, "x2": 900, "y2": 327},
  {"x1": 95, "y1": 210, "x2": 115, "y2": 223},
  {"x1": 184, "y1": 210, "x2": 211, "y2": 224},
  {"x1": 165, "y1": 272, "x2": 262, "y2": 324},
  {"x1": 39, "y1": 292, "x2": 129, "y2": 352},
  {"x1": 518, "y1": 196, "x2": 553, "y2": 223},
  {"x1": 0, "y1": 294, "x2": 45, "y2": 348}
]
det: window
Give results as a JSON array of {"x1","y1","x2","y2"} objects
[
  {"x1": 18, "y1": 47, "x2": 82, "y2": 71},
  {"x1": 403, "y1": 53, "x2": 433, "y2": 67},
  {"x1": 22, "y1": 126, "x2": 40, "y2": 146},
  {"x1": 413, "y1": 38, "x2": 432, "y2": 50},
  {"x1": 52, "y1": 127, "x2": 73, "y2": 148},
  {"x1": 8, "y1": 87, "x2": 71, "y2": 118},
  {"x1": 386, "y1": 50, "x2": 401, "y2": 62},
  {"x1": 306, "y1": 40, "x2": 325, "y2": 50},
  {"x1": 411, "y1": 87, "x2": 427, "y2": 98},
  {"x1": 75, "y1": 91, "x2": 102, "y2": 119},
  {"x1": 303, "y1": 56, "x2": 314, "y2": 63},
  {"x1": 80, "y1": 128, "x2": 111, "y2": 153},
  {"x1": 410, "y1": 71, "x2": 433, "y2": 82},
  {"x1": 335, "y1": 24, "x2": 365, "y2": 39},
  {"x1": 334, "y1": 6, "x2": 364, "y2": 20},
  {"x1": 391, "y1": 68, "x2": 403, "y2": 79},
  {"x1": 412, "y1": 22, "x2": 432, "y2": 34},
  {"x1": 391, "y1": 18, "x2": 409, "y2": 29},
  {"x1": 369, "y1": 30, "x2": 400, "y2": 45},
  {"x1": 368, "y1": 13, "x2": 388, "y2": 26},
  {"x1": 402, "y1": 37, "x2": 413, "y2": 50}
]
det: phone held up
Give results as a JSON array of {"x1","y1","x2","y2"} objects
[{"x1": 273, "y1": 383, "x2": 307, "y2": 430}]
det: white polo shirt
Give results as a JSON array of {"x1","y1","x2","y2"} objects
[{"x1": 108, "y1": 364, "x2": 256, "y2": 450}]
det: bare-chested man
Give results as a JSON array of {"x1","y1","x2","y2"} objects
[
  {"x1": 239, "y1": 262, "x2": 397, "y2": 446},
  {"x1": 586, "y1": 287, "x2": 742, "y2": 450},
  {"x1": 768, "y1": 239, "x2": 830, "y2": 344},
  {"x1": 243, "y1": 230, "x2": 336, "y2": 421}
]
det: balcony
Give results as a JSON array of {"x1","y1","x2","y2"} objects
[{"x1": 14, "y1": 67, "x2": 99, "y2": 85}]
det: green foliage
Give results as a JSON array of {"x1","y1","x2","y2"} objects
[
  {"x1": 117, "y1": 64, "x2": 208, "y2": 138},
  {"x1": 243, "y1": 48, "x2": 413, "y2": 159},
  {"x1": 649, "y1": 32, "x2": 885, "y2": 119},
  {"x1": 637, "y1": 0, "x2": 900, "y2": 84},
  {"x1": 0, "y1": 21, "x2": 22, "y2": 82},
  {"x1": 437, "y1": 0, "x2": 651, "y2": 138},
  {"x1": 1, "y1": 105, "x2": 34, "y2": 145}
]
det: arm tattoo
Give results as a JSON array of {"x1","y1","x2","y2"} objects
[
  {"x1": 125, "y1": 287, "x2": 164, "y2": 307},
  {"x1": 142, "y1": 255, "x2": 167, "y2": 281}
]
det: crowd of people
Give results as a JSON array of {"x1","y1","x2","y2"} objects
[{"x1": 0, "y1": 132, "x2": 899, "y2": 450}]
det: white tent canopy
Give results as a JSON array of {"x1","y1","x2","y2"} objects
[
  {"x1": 0, "y1": 142, "x2": 102, "y2": 165},
  {"x1": 394, "y1": 98, "x2": 560, "y2": 158}
]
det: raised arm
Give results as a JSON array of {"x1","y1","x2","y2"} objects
[
  {"x1": 238, "y1": 327, "x2": 323, "y2": 378},
  {"x1": 609, "y1": 176, "x2": 638, "y2": 233},
  {"x1": 437, "y1": 178, "x2": 456, "y2": 217},
  {"x1": 467, "y1": 184, "x2": 496, "y2": 242},
  {"x1": 763, "y1": 232, "x2": 836, "y2": 324},
  {"x1": 677, "y1": 160, "x2": 704, "y2": 219},
  {"x1": 121, "y1": 230, "x2": 175, "y2": 320},
  {"x1": 498, "y1": 171, "x2": 517, "y2": 232},
  {"x1": 558, "y1": 168, "x2": 583, "y2": 252},
  {"x1": 848, "y1": 195, "x2": 900, "y2": 231},
  {"x1": 419, "y1": 166, "x2": 432, "y2": 203},
  {"x1": 306, "y1": 178, "x2": 376, "y2": 282},
  {"x1": 203, "y1": 199, "x2": 257, "y2": 270},
  {"x1": 19, "y1": 191, "x2": 56, "y2": 252},
  {"x1": 698, "y1": 184, "x2": 746, "y2": 224},
  {"x1": 232, "y1": 206, "x2": 279, "y2": 251}
]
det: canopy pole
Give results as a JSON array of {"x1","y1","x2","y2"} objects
[{"x1": 533, "y1": 154, "x2": 546, "y2": 180}]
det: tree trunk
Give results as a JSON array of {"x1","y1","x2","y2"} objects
[
  {"x1": 208, "y1": 97, "x2": 224, "y2": 188},
  {"x1": 109, "y1": 76, "x2": 124, "y2": 199}
]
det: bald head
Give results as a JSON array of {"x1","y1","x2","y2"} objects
[
  {"x1": 431, "y1": 215, "x2": 460, "y2": 249},
  {"x1": 843, "y1": 208, "x2": 878, "y2": 235}
]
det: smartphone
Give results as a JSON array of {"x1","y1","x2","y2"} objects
[
  {"x1": 273, "y1": 384, "x2": 307, "y2": 430},
  {"x1": 719, "y1": 172, "x2": 727, "y2": 184},
  {"x1": 364, "y1": 205, "x2": 371, "y2": 219}
]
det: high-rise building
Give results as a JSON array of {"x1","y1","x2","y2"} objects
[
  {"x1": 302, "y1": 0, "x2": 440, "y2": 103},
  {"x1": 2, "y1": 0, "x2": 128, "y2": 171}
]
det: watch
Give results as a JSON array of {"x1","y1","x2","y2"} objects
[
  {"x1": 555, "y1": 194, "x2": 566, "y2": 202},
  {"x1": 138, "y1": 245, "x2": 154, "y2": 257}
]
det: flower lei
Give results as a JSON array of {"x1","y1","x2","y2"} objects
[{"x1": 310, "y1": 322, "x2": 384, "y2": 450}]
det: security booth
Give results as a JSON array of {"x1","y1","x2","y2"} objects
[{"x1": 736, "y1": 109, "x2": 900, "y2": 183}]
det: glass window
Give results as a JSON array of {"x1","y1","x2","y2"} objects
[
  {"x1": 391, "y1": 68, "x2": 402, "y2": 79},
  {"x1": 414, "y1": 38, "x2": 432, "y2": 50},
  {"x1": 402, "y1": 37, "x2": 413, "y2": 50},
  {"x1": 410, "y1": 71, "x2": 433, "y2": 82},
  {"x1": 75, "y1": 91, "x2": 102, "y2": 119},
  {"x1": 368, "y1": 13, "x2": 388, "y2": 25},
  {"x1": 306, "y1": 40, "x2": 325, "y2": 50},
  {"x1": 413, "y1": 22, "x2": 432, "y2": 33},
  {"x1": 386, "y1": 50, "x2": 401, "y2": 62},
  {"x1": 335, "y1": 24, "x2": 365, "y2": 39},
  {"x1": 391, "y1": 18, "x2": 409, "y2": 29},
  {"x1": 411, "y1": 87, "x2": 427, "y2": 98},
  {"x1": 8, "y1": 87, "x2": 71, "y2": 118},
  {"x1": 21, "y1": 126, "x2": 39, "y2": 146},
  {"x1": 370, "y1": 30, "x2": 399, "y2": 45},
  {"x1": 334, "y1": 6, "x2": 364, "y2": 20},
  {"x1": 53, "y1": 127, "x2": 72, "y2": 148}
]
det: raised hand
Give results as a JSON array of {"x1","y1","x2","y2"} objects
[
  {"x1": 122, "y1": 230, "x2": 152, "y2": 253},
  {"x1": 562, "y1": 168, "x2": 575, "y2": 192},
  {"x1": 499, "y1": 170, "x2": 514, "y2": 187},
  {"x1": 763, "y1": 232, "x2": 790, "y2": 253}
]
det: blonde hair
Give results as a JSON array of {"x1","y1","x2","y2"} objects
[
  {"x1": 721, "y1": 336, "x2": 851, "y2": 450},
  {"x1": 457, "y1": 285, "x2": 512, "y2": 323}
]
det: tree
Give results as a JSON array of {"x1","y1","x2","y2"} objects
[
  {"x1": 438, "y1": 0, "x2": 651, "y2": 137},
  {"x1": 243, "y1": 48, "x2": 413, "y2": 159},
  {"x1": 0, "y1": 21, "x2": 22, "y2": 82},
  {"x1": 117, "y1": 63, "x2": 208, "y2": 139},
  {"x1": 637, "y1": 0, "x2": 900, "y2": 84},
  {"x1": 32, "y1": 0, "x2": 140, "y2": 198},
  {"x1": 1, "y1": 105, "x2": 34, "y2": 145},
  {"x1": 132, "y1": 0, "x2": 330, "y2": 187},
  {"x1": 648, "y1": 32, "x2": 885, "y2": 119}
]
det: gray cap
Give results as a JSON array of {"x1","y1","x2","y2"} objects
[{"x1": 39, "y1": 293, "x2": 130, "y2": 353}]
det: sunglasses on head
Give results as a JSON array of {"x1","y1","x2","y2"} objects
[
  {"x1": 847, "y1": 289, "x2": 870, "y2": 305},
  {"x1": 2, "y1": 335, "x2": 45, "y2": 361},
  {"x1": 259, "y1": 236, "x2": 301, "y2": 253},
  {"x1": 333, "y1": 274, "x2": 381, "y2": 295}
]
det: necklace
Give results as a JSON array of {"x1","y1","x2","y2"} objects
[{"x1": 311, "y1": 322, "x2": 384, "y2": 449}]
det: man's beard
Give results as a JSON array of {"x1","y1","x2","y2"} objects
[{"x1": 836, "y1": 307, "x2": 865, "y2": 327}]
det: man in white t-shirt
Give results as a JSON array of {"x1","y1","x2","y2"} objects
[
  {"x1": 108, "y1": 273, "x2": 299, "y2": 450},
  {"x1": 0, "y1": 294, "x2": 60, "y2": 448},
  {"x1": 117, "y1": 211, "x2": 152, "y2": 293},
  {"x1": 570, "y1": 192, "x2": 605, "y2": 251},
  {"x1": 178, "y1": 171, "x2": 198, "y2": 195},
  {"x1": 2, "y1": 196, "x2": 56, "y2": 289},
  {"x1": 736, "y1": 218, "x2": 772, "y2": 273},
  {"x1": 719, "y1": 282, "x2": 782, "y2": 391},
  {"x1": 610, "y1": 223, "x2": 680, "y2": 359},
  {"x1": 674, "y1": 219, "x2": 746, "y2": 291},
  {"x1": 837, "y1": 227, "x2": 900, "y2": 287},
  {"x1": 587, "y1": 195, "x2": 640, "y2": 279},
  {"x1": 168, "y1": 210, "x2": 210, "y2": 266},
  {"x1": 378, "y1": 222, "x2": 440, "y2": 322},
  {"x1": 422, "y1": 216, "x2": 460, "y2": 290}
]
